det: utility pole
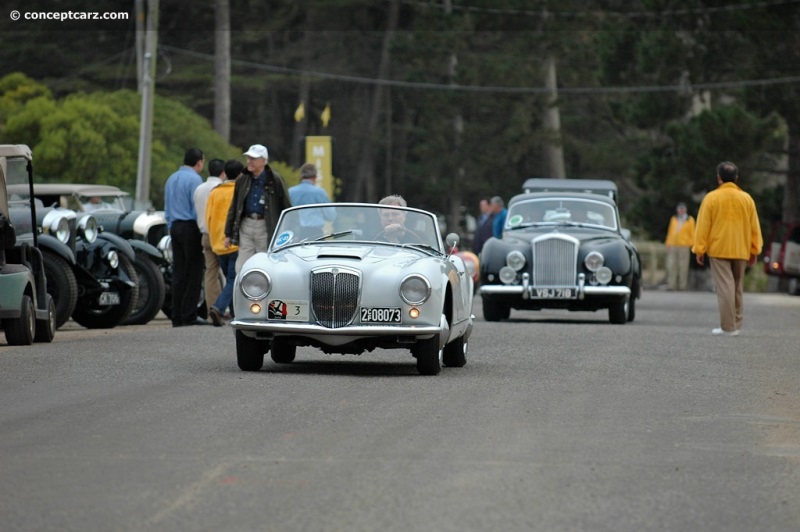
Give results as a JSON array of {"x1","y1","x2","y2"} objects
[
  {"x1": 135, "y1": 0, "x2": 158, "y2": 209},
  {"x1": 542, "y1": 53, "x2": 566, "y2": 179}
]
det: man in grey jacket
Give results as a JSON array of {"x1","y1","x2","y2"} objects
[{"x1": 224, "y1": 144, "x2": 292, "y2": 273}]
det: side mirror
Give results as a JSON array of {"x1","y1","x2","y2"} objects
[
  {"x1": 445, "y1": 232, "x2": 459, "y2": 253},
  {"x1": 620, "y1": 228, "x2": 632, "y2": 241}
]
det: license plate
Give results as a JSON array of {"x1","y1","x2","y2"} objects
[
  {"x1": 98, "y1": 292, "x2": 120, "y2": 305},
  {"x1": 268, "y1": 300, "x2": 309, "y2": 321},
  {"x1": 534, "y1": 288, "x2": 574, "y2": 299},
  {"x1": 361, "y1": 307, "x2": 401, "y2": 323}
]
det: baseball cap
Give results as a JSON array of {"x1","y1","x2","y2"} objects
[{"x1": 243, "y1": 144, "x2": 269, "y2": 159}]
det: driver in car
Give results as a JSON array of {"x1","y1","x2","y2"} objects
[{"x1": 377, "y1": 195, "x2": 418, "y2": 244}]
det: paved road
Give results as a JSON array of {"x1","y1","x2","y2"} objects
[{"x1": 1, "y1": 290, "x2": 799, "y2": 531}]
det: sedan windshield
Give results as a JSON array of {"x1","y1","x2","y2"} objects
[
  {"x1": 506, "y1": 198, "x2": 618, "y2": 231},
  {"x1": 271, "y1": 204, "x2": 442, "y2": 252}
]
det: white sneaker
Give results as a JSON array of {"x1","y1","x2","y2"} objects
[{"x1": 712, "y1": 328, "x2": 740, "y2": 336}]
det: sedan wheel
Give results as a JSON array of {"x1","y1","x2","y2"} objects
[
  {"x1": 42, "y1": 251, "x2": 78, "y2": 329},
  {"x1": 608, "y1": 298, "x2": 627, "y2": 324},
  {"x1": 34, "y1": 294, "x2": 56, "y2": 343},
  {"x1": 442, "y1": 334, "x2": 468, "y2": 368},
  {"x1": 270, "y1": 338, "x2": 296, "y2": 364},
  {"x1": 124, "y1": 254, "x2": 166, "y2": 325},
  {"x1": 414, "y1": 336, "x2": 442, "y2": 375},
  {"x1": 236, "y1": 330, "x2": 267, "y2": 371}
]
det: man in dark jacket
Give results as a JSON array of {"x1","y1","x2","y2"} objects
[{"x1": 224, "y1": 144, "x2": 292, "y2": 273}]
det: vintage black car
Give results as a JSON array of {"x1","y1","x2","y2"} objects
[
  {"x1": 479, "y1": 189, "x2": 642, "y2": 324},
  {"x1": 28, "y1": 184, "x2": 167, "y2": 325},
  {"x1": 0, "y1": 144, "x2": 56, "y2": 345}
]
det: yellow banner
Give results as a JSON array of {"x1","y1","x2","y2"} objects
[{"x1": 305, "y1": 136, "x2": 334, "y2": 201}]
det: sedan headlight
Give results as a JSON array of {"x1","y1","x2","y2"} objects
[
  {"x1": 595, "y1": 267, "x2": 613, "y2": 285},
  {"x1": 241, "y1": 269, "x2": 271, "y2": 300},
  {"x1": 400, "y1": 274, "x2": 431, "y2": 305},
  {"x1": 506, "y1": 250, "x2": 526, "y2": 271},
  {"x1": 499, "y1": 266, "x2": 517, "y2": 284},
  {"x1": 106, "y1": 250, "x2": 119, "y2": 269},
  {"x1": 78, "y1": 215, "x2": 98, "y2": 243},
  {"x1": 157, "y1": 235, "x2": 173, "y2": 263},
  {"x1": 584, "y1": 251, "x2": 604, "y2": 272}
]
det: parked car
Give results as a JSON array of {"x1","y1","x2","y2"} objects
[
  {"x1": 230, "y1": 203, "x2": 475, "y2": 375},
  {"x1": 763, "y1": 221, "x2": 800, "y2": 295},
  {"x1": 479, "y1": 189, "x2": 642, "y2": 324},
  {"x1": 28, "y1": 184, "x2": 167, "y2": 324},
  {"x1": 0, "y1": 144, "x2": 56, "y2": 345}
]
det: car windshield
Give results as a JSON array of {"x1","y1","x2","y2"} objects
[
  {"x1": 5, "y1": 158, "x2": 32, "y2": 209},
  {"x1": 77, "y1": 194, "x2": 128, "y2": 213},
  {"x1": 506, "y1": 197, "x2": 618, "y2": 231},
  {"x1": 271, "y1": 203, "x2": 443, "y2": 253}
]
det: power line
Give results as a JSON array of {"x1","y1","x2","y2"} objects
[
  {"x1": 403, "y1": 0, "x2": 800, "y2": 18},
  {"x1": 160, "y1": 44, "x2": 800, "y2": 95}
]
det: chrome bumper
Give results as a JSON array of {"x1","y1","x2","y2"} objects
[{"x1": 479, "y1": 273, "x2": 630, "y2": 300}]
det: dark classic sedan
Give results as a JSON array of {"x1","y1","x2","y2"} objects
[{"x1": 479, "y1": 190, "x2": 641, "y2": 324}]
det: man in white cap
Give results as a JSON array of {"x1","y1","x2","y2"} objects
[{"x1": 224, "y1": 144, "x2": 292, "y2": 272}]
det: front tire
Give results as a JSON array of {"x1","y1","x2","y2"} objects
[
  {"x1": 270, "y1": 338, "x2": 296, "y2": 364},
  {"x1": 609, "y1": 298, "x2": 627, "y2": 324},
  {"x1": 483, "y1": 297, "x2": 509, "y2": 322},
  {"x1": 124, "y1": 254, "x2": 166, "y2": 325},
  {"x1": 72, "y1": 254, "x2": 139, "y2": 329},
  {"x1": 236, "y1": 330, "x2": 267, "y2": 371},
  {"x1": 442, "y1": 334, "x2": 467, "y2": 368},
  {"x1": 42, "y1": 251, "x2": 78, "y2": 329},
  {"x1": 34, "y1": 294, "x2": 56, "y2": 343},
  {"x1": 414, "y1": 336, "x2": 442, "y2": 375},
  {"x1": 3, "y1": 295, "x2": 35, "y2": 346}
]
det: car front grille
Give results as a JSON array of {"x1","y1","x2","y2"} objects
[
  {"x1": 311, "y1": 267, "x2": 360, "y2": 328},
  {"x1": 531, "y1": 234, "x2": 579, "y2": 287}
]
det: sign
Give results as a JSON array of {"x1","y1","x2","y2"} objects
[{"x1": 305, "y1": 136, "x2": 334, "y2": 201}]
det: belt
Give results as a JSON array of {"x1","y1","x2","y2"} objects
[{"x1": 245, "y1": 213, "x2": 265, "y2": 220}]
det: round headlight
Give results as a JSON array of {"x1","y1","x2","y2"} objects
[
  {"x1": 506, "y1": 250, "x2": 526, "y2": 271},
  {"x1": 106, "y1": 250, "x2": 119, "y2": 269},
  {"x1": 78, "y1": 215, "x2": 98, "y2": 243},
  {"x1": 241, "y1": 270, "x2": 271, "y2": 300},
  {"x1": 157, "y1": 235, "x2": 173, "y2": 263},
  {"x1": 400, "y1": 275, "x2": 431, "y2": 305},
  {"x1": 596, "y1": 266, "x2": 613, "y2": 285},
  {"x1": 499, "y1": 266, "x2": 517, "y2": 284},
  {"x1": 584, "y1": 251, "x2": 604, "y2": 272},
  {"x1": 54, "y1": 217, "x2": 70, "y2": 243}
]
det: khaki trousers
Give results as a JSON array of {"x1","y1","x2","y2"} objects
[
  {"x1": 202, "y1": 232, "x2": 221, "y2": 312},
  {"x1": 235, "y1": 217, "x2": 270, "y2": 273},
  {"x1": 666, "y1": 246, "x2": 691, "y2": 290},
  {"x1": 709, "y1": 257, "x2": 747, "y2": 332}
]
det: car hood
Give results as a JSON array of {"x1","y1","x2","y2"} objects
[
  {"x1": 502, "y1": 226, "x2": 624, "y2": 246},
  {"x1": 272, "y1": 243, "x2": 439, "y2": 269}
]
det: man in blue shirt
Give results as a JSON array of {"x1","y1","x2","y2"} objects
[
  {"x1": 164, "y1": 147, "x2": 206, "y2": 327},
  {"x1": 490, "y1": 196, "x2": 507, "y2": 238},
  {"x1": 288, "y1": 163, "x2": 336, "y2": 239}
]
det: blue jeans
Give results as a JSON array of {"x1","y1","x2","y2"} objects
[{"x1": 213, "y1": 251, "x2": 238, "y2": 315}]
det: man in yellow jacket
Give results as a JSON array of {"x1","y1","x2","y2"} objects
[
  {"x1": 692, "y1": 161, "x2": 763, "y2": 336},
  {"x1": 205, "y1": 159, "x2": 244, "y2": 327},
  {"x1": 664, "y1": 202, "x2": 695, "y2": 290}
]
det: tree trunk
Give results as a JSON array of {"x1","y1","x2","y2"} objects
[
  {"x1": 542, "y1": 53, "x2": 566, "y2": 179},
  {"x1": 214, "y1": 0, "x2": 230, "y2": 142},
  {"x1": 785, "y1": 120, "x2": 800, "y2": 223},
  {"x1": 352, "y1": 0, "x2": 399, "y2": 202}
]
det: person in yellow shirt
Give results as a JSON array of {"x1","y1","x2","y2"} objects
[
  {"x1": 205, "y1": 159, "x2": 243, "y2": 327},
  {"x1": 692, "y1": 161, "x2": 763, "y2": 336},
  {"x1": 664, "y1": 202, "x2": 696, "y2": 291}
]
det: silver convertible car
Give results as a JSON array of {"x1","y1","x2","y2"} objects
[{"x1": 230, "y1": 203, "x2": 475, "y2": 375}]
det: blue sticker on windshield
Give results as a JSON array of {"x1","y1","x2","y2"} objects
[{"x1": 275, "y1": 230, "x2": 294, "y2": 247}]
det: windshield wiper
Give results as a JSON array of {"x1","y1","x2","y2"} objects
[
  {"x1": 315, "y1": 230, "x2": 354, "y2": 241},
  {"x1": 401, "y1": 243, "x2": 442, "y2": 256}
]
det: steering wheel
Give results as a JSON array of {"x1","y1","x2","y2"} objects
[{"x1": 374, "y1": 226, "x2": 423, "y2": 244}]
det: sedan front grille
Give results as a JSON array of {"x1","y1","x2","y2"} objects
[
  {"x1": 311, "y1": 267, "x2": 360, "y2": 328},
  {"x1": 531, "y1": 234, "x2": 579, "y2": 287}
]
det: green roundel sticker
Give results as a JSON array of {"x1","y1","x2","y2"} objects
[{"x1": 508, "y1": 214, "x2": 524, "y2": 227}]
